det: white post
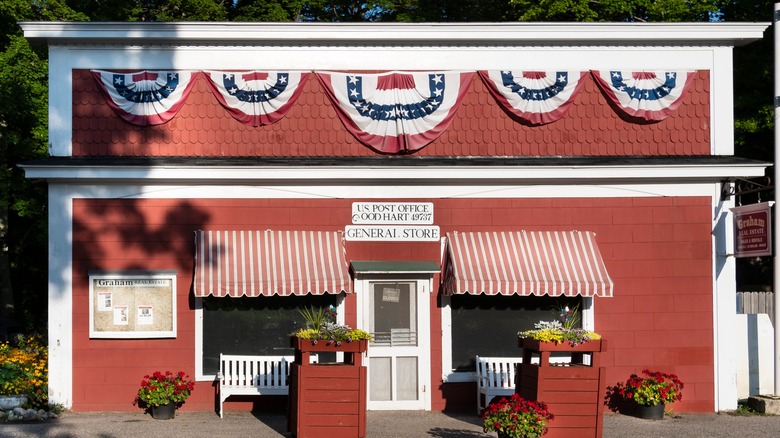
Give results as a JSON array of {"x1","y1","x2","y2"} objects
[{"x1": 774, "y1": 2, "x2": 780, "y2": 396}]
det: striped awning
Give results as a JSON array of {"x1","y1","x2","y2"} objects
[
  {"x1": 194, "y1": 230, "x2": 351, "y2": 297},
  {"x1": 442, "y1": 231, "x2": 614, "y2": 297}
]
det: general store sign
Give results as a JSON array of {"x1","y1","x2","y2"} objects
[
  {"x1": 346, "y1": 202, "x2": 439, "y2": 241},
  {"x1": 732, "y1": 203, "x2": 772, "y2": 258}
]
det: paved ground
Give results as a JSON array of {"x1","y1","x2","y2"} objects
[{"x1": 3, "y1": 410, "x2": 780, "y2": 438}]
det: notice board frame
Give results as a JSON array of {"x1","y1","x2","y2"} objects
[{"x1": 88, "y1": 270, "x2": 177, "y2": 339}]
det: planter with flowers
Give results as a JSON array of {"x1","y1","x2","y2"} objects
[
  {"x1": 516, "y1": 305, "x2": 607, "y2": 437},
  {"x1": 605, "y1": 369, "x2": 684, "y2": 420},
  {"x1": 134, "y1": 371, "x2": 195, "y2": 420},
  {"x1": 480, "y1": 393, "x2": 554, "y2": 438},
  {"x1": 288, "y1": 306, "x2": 371, "y2": 438},
  {"x1": 0, "y1": 334, "x2": 48, "y2": 412}
]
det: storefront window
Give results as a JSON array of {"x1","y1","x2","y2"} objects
[
  {"x1": 449, "y1": 294, "x2": 581, "y2": 372},
  {"x1": 201, "y1": 294, "x2": 337, "y2": 375}
]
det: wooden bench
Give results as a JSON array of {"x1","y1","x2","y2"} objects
[
  {"x1": 476, "y1": 356, "x2": 522, "y2": 414},
  {"x1": 218, "y1": 354, "x2": 293, "y2": 418}
]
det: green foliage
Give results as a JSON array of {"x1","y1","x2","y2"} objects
[
  {"x1": 0, "y1": 334, "x2": 48, "y2": 409},
  {"x1": 0, "y1": 0, "x2": 86, "y2": 329},
  {"x1": 607, "y1": 369, "x2": 684, "y2": 407},
  {"x1": 292, "y1": 305, "x2": 372, "y2": 342},
  {"x1": 510, "y1": 0, "x2": 725, "y2": 22},
  {"x1": 481, "y1": 394, "x2": 554, "y2": 438},
  {"x1": 134, "y1": 371, "x2": 195, "y2": 408}
]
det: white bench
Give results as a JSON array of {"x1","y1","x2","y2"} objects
[
  {"x1": 476, "y1": 356, "x2": 522, "y2": 414},
  {"x1": 218, "y1": 354, "x2": 293, "y2": 418}
]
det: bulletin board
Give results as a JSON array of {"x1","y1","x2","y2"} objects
[{"x1": 89, "y1": 271, "x2": 177, "y2": 339}]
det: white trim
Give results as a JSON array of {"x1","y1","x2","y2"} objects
[
  {"x1": 21, "y1": 164, "x2": 767, "y2": 183},
  {"x1": 711, "y1": 46, "x2": 735, "y2": 155},
  {"x1": 26, "y1": 182, "x2": 728, "y2": 201},
  {"x1": 47, "y1": 184, "x2": 73, "y2": 408},
  {"x1": 21, "y1": 22, "x2": 768, "y2": 46},
  {"x1": 194, "y1": 297, "x2": 205, "y2": 380},
  {"x1": 713, "y1": 185, "x2": 739, "y2": 412}
]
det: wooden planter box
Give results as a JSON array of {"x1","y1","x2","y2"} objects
[
  {"x1": 288, "y1": 337, "x2": 368, "y2": 438},
  {"x1": 517, "y1": 338, "x2": 607, "y2": 438}
]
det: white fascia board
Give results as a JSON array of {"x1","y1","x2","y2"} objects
[
  {"x1": 20, "y1": 163, "x2": 768, "y2": 183},
  {"x1": 20, "y1": 22, "x2": 769, "y2": 47}
]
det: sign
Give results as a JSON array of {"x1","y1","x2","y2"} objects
[
  {"x1": 731, "y1": 203, "x2": 772, "y2": 258},
  {"x1": 345, "y1": 225, "x2": 440, "y2": 241},
  {"x1": 89, "y1": 271, "x2": 177, "y2": 339},
  {"x1": 352, "y1": 202, "x2": 434, "y2": 224}
]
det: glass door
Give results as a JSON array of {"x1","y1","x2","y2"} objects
[{"x1": 364, "y1": 280, "x2": 429, "y2": 410}]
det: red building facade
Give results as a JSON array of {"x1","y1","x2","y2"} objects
[{"x1": 22, "y1": 22, "x2": 768, "y2": 414}]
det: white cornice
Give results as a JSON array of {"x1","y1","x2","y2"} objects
[
  {"x1": 20, "y1": 22, "x2": 769, "y2": 47},
  {"x1": 20, "y1": 162, "x2": 768, "y2": 184}
]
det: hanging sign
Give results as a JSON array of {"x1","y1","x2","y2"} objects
[{"x1": 731, "y1": 203, "x2": 772, "y2": 258}]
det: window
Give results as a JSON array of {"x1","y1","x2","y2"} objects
[
  {"x1": 441, "y1": 294, "x2": 591, "y2": 381},
  {"x1": 199, "y1": 294, "x2": 337, "y2": 376}
]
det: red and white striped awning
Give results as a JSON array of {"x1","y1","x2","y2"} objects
[
  {"x1": 194, "y1": 230, "x2": 351, "y2": 297},
  {"x1": 443, "y1": 231, "x2": 614, "y2": 297}
]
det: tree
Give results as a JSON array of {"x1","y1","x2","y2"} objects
[
  {"x1": 67, "y1": 0, "x2": 228, "y2": 21},
  {"x1": 0, "y1": 0, "x2": 87, "y2": 330},
  {"x1": 509, "y1": 0, "x2": 726, "y2": 22}
]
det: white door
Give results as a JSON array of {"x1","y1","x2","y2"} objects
[{"x1": 361, "y1": 279, "x2": 430, "y2": 410}]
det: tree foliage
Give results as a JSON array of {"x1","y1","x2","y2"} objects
[
  {"x1": 509, "y1": 0, "x2": 726, "y2": 22},
  {"x1": 0, "y1": 1, "x2": 87, "y2": 329}
]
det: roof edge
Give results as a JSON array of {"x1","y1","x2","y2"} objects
[{"x1": 19, "y1": 21, "x2": 770, "y2": 47}]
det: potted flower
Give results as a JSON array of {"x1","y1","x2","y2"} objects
[
  {"x1": 518, "y1": 305, "x2": 602, "y2": 350},
  {"x1": 480, "y1": 394, "x2": 554, "y2": 438},
  {"x1": 134, "y1": 371, "x2": 195, "y2": 420},
  {"x1": 290, "y1": 305, "x2": 372, "y2": 352},
  {"x1": 606, "y1": 369, "x2": 684, "y2": 420}
]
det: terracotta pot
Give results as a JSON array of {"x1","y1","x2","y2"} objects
[{"x1": 151, "y1": 402, "x2": 176, "y2": 420}]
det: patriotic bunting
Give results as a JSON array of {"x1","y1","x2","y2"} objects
[
  {"x1": 316, "y1": 71, "x2": 474, "y2": 154},
  {"x1": 479, "y1": 70, "x2": 586, "y2": 125},
  {"x1": 591, "y1": 70, "x2": 695, "y2": 121},
  {"x1": 204, "y1": 71, "x2": 309, "y2": 127},
  {"x1": 91, "y1": 70, "x2": 200, "y2": 126}
]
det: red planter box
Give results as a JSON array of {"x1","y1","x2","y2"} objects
[
  {"x1": 517, "y1": 338, "x2": 607, "y2": 438},
  {"x1": 288, "y1": 337, "x2": 368, "y2": 438}
]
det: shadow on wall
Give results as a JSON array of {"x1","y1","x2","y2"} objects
[{"x1": 71, "y1": 198, "x2": 211, "y2": 307}]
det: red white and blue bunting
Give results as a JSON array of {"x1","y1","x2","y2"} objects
[
  {"x1": 204, "y1": 71, "x2": 309, "y2": 127},
  {"x1": 316, "y1": 71, "x2": 474, "y2": 154},
  {"x1": 478, "y1": 71, "x2": 586, "y2": 125},
  {"x1": 591, "y1": 70, "x2": 695, "y2": 122},
  {"x1": 91, "y1": 70, "x2": 200, "y2": 126}
]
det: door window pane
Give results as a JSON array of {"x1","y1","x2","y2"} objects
[
  {"x1": 396, "y1": 357, "x2": 418, "y2": 401},
  {"x1": 370, "y1": 357, "x2": 392, "y2": 401},
  {"x1": 370, "y1": 282, "x2": 417, "y2": 346}
]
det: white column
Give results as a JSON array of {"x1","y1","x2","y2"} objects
[{"x1": 773, "y1": 2, "x2": 780, "y2": 395}]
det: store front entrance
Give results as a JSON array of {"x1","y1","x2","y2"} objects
[{"x1": 352, "y1": 262, "x2": 438, "y2": 410}]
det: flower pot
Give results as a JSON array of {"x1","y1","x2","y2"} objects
[
  {"x1": 634, "y1": 402, "x2": 664, "y2": 420},
  {"x1": 151, "y1": 402, "x2": 176, "y2": 420},
  {"x1": 0, "y1": 394, "x2": 27, "y2": 411}
]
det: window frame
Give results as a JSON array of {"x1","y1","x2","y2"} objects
[
  {"x1": 440, "y1": 294, "x2": 595, "y2": 383},
  {"x1": 194, "y1": 294, "x2": 345, "y2": 381}
]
